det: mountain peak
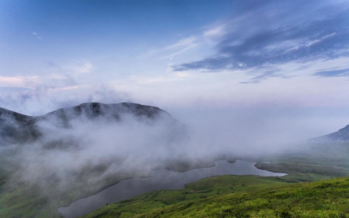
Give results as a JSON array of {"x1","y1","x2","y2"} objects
[
  {"x1": 43, "y1": 102, "x2": 168, "y2": 121},
  {"x1": 312, "y1": 124, "x2": 349, "y2": 143},
  {"x1": 0, "y1": 102, "x2": 174, "y2": 146}
]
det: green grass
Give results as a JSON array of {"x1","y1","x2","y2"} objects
[
  {"x1": 81, "y1": 175, "x2": 290, "y2": 218},
  {"x1": 0, "y1": 184, "x2": 60, "y2": 218},
  {"x1": 2, "y1": 142, "x2": 349, "y2": 218},
  {"x1": 83, "y1": 176, "x2": 349, "y2": 218}
]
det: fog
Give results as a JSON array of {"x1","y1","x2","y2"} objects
[{"x1": 0, "y1": 102, "x2": 345, "y2": 209}]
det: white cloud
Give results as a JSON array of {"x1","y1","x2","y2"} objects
[
  {"x1": 203, "y1": 25, "x2": 226, "y2": 38},
  {"x1": 0, "y1": 84, "x2": 131, "y2": 115},
  {"x1": 67, "y1": 62, "x2": 94, "y2": 74},
  {"x1": 0, "y1": 76, "x2": 39, "y2": 88},
  {"x1": 176, "y1": 72, "x2": 188, "y2": 78},
  {"x1": 130, "y1": 74, "x2": 186, "y2": 85},
  {"x1": 163, "y1": 36, "x2": 197, "y2": 50},
  {"x1": 32, "y1": 32, "x2": 43, "y2": 40},
  {"x1": 140, "y1": 36, "x2": 199, "y2": 60}
]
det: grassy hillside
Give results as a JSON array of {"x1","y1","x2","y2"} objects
[
  {"x1": 1, "y1": 143, "x2": 349, "y2": 217},
  {"x1": 0, "y1": 183, "x2": 61, "y2": 218},
  {"x1": 83, "y1": 176, "x2": 349, "y2": 218},
  {"x1": 0, "y1": 167, "x2": 138, "y2": 218},
  {"x1": 83, "y1": 144, "x2": 349, "y2": 218},
  {"x1": 81, "y1": 175, "x2": 290, "y2": 218}
]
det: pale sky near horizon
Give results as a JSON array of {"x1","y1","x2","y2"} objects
[{"x1": 1, "y1": 0, "x2": 349, "y2": 133}]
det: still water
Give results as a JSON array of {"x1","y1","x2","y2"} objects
[{"x1": 58, "y1": 160, "x2": 286, "y2": 218}]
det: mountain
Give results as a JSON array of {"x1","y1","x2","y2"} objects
[
  {"x1": 0, "y1": 107, "x2": 39, "y2": 144},
  {"x1": 0, "y1": 102, "x2": 175, "y2": 145},
  {"x1": 41, "y1": 102, "x2": 172, "y2": 126},
  {"x1": 312, "y1": 125, "x2": 349, "y2": 143}
]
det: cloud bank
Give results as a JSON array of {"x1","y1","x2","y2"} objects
[{"x1": 0, "y1": 102, "x2": 317, "y2": 209}]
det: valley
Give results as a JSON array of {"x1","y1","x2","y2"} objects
[{"x1": 1, "y1": 103, "x2": 349, "y2": 218}]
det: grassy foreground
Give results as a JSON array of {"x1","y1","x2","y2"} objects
[
  {"x1": 82, "y1": 175, "x2": 349, "y2": 218},
  {"x1": 1, "y1": 143, "x2": 349, "y2": 217}
]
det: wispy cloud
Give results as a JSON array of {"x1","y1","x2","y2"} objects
[
  {"x1": 203, "y1": 25, "x2": 225, "y2": 38},
  {"x1": 164, "y1": 36, "x2": 197, "y2": 50},
  {"x1": 71, "y1": 62, "x2": 94, "y2": 74},
  {"x1": 53, "y1": 61, "x2": 94, "y2": 74},
  {"x1": 0, "y1": 76, "x2": 39, "y2": 88},
  {"x1": 240, "y1": 70, "x2": 281, "y2": 84},
  {"x1": 141, "y1": 36, "x2": 199, "y2": 59},
  {"x1": 238, "y1": 55, "x2": 349, "y2": 83},
  {"x1": 130, "y1": 72, "x2": 188, "y2": 85},
  {"x1": 173, "y1": 0, "x2": 349, "y2": 82},
  {"x1": 32, "y1": 32, "x2": 43, "y2": 40},
  {"x1": 0, "y1": 84, "x2": 130, "y2": 115},
  {"x1": 314, "y1": 68, "x2": 349, "y2": 77},
  {"x1": 0, "y1": 73, "x2": 77, "y2": 91}
]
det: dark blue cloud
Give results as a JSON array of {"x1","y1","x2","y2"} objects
[
  {"x1": 174, "y1": 0, "x2": 349, "y2": 74},
  {"x1": 314, "y1": 68, "x2": 349, "y2": 77}
]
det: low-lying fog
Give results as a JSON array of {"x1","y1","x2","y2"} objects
[{"x1": 0, "y1": 103, "x2": 347, "y2": 208}]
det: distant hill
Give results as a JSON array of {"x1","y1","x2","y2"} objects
[
  {"x1": 0, "y1": 102, "x2": 175, "y2": 145},
  {"x1": 312, "y1": 125, "x2": 349, "y2": 143}
]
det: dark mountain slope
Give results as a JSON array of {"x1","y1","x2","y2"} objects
[
  {"x1": 40, "y1": 102, "x2": 172, "y2": 127},
  {"x1": 0, "y1": 102, "x2": 175, "y2": 145},
  {"x1": 312, "y1": 125, "x2": 349, "y2": 143},
  {"x1": 0, "y1": 108, "x2": 39, "y2": 144}
]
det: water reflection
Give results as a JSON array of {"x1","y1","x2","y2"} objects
[{"x1": 58, "y1": 160, "x2": 286, "y2": 218}]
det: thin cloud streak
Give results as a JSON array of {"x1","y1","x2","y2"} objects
[
  {"x1": 140, "y1": 36, "x2": 199, "y2": 60},
  {"x1": 314, "y1": 68, "x2": 349, "y2": 77}
]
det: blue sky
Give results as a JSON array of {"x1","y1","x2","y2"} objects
[{"x1": 1, "y1": 0, "x2": 349, "y2": 132}]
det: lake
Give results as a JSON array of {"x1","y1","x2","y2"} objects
[{"x1": 58, "y1": 160, "x2": 286, "y2": 218}]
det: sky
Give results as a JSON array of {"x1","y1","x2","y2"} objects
[
  {"x1": 2, "y1": 1, "x2": 349, "y2": 210},
  {"x1": 1, "y1": 0, "x2": 349, "y2": 134}
]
